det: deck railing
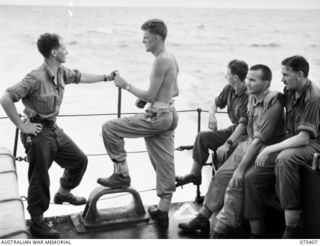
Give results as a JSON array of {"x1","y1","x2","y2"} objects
[{"x1": 0, "y1": 88, "x2": 227, "y2": 203}]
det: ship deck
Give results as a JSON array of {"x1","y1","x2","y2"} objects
[{"x1": 26, "y1": 201, "x2": 207, "y2": 239}]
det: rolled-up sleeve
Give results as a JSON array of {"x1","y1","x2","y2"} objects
[
  {"x1": 239, "y1": 116, "x2": 248, "y2": 126},
  {"x1": 298, "y1": 99, "x2": 320, "y2": 139},
  {"x1": 215, "y1": 85, "x2": 229, "y2": 109},
  {"x1": 6, "y1": 73, "x2": 37, "y2": 102},
  {"x1": 62, "y1": 66, "x2": 81, "y2": 84},
  {"x1": 254, "y1": 100, "x2": 283, "y2": 143}
]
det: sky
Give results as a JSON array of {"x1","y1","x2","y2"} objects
[{"x1": 0, "y1": 0, "x2": 320, "y2": 9}]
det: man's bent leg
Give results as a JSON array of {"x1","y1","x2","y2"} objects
[
  {"x1": 244, "y1": 158, "x2": 277, "y2": 236},
  {"x1": 21, "y1": 130, "x2": 57, "y2": 217},
  {"x1": 211, "y1": 139, "x2": 251, "y2": 235},
  {"x1": 193, "y1": 129, "x2": 233, "y2": 166},
  {"x1": 21, "y1": 130, "x2": 60, "y2": 238},
  {"x1": 176, "y1": 129, "x2": 233, "y2": 186},
  {"x1": 53, "y1": 129, "x2": 88, "y2": 205},
  {"x1": 215, "y1": 182, "x2": 244, "y2": 234},
  {"x1": 203, "y1": 140, "x2": 247, "y2": 216},
  {"x1": 100, "y1": 114, "x2": 165, "y2": 188},
  {"x1": 275, "y1": 143, "x2": 320, "y2": 238},
  {"x1": 145, "y1": 130, "x2": 176, "y2": 211},
  {"x1": 178, "y1": 142, "x2": 244, "y2": 234}
]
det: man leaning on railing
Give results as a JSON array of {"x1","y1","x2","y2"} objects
[
  {"x1": 97, "y1": 19, "x2": 179, "y2": 228},
  {"x1": 0, "y1": 33, "x2": 117, "y2": 238}
]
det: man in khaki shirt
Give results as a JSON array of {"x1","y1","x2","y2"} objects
[
  {"x1": 178, "y1": 64, "x2": 286, "y2": 238},
  {"x1": 251, "y1": 56, "x2": 320, "y2": 238},
  {"x1": 1, "y1": 33, "x2": 117, "y2": 238}
]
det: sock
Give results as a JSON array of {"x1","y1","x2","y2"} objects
[
  {"x1": 158, "y1": 195, "x2": 172, "y2": 212},
  {"x1": 214, "y1": 220, "x2": 227, "y2": 234},
  {"x1": 210, "y1": 211, "x2": 219, "y2": 229},
  {"x1": 199, "y1": 204, "x2": 212, "y2": 219},
  {"x1": 114, "y1": 160, "x2": 129, "y2": 176},
  {"x1": 190, "y1": 161, "x2": 202, "y2": 176},
  {"x1": 250, "y1": 219, "x2": 265, "y2": 236},
  {"x1": 285, "y1": 210, "x2": 301, "y2": 227},
  {"x1": 58, "y1": 186, "x2": 70, "y2": 195}
]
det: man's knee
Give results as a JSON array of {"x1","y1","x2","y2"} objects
[
  {"x1": 244, "y1": 169, "x2": 258, "y2": 186},
  {"x1": 275, "y1": 149, "x2": 296, "y2": 173},
  {"x1": 79, "y1": 153, "x2": 88, "y2": 170},
  {"x1": 195, "y1": 131, "x2": 209, "y2": 144},
  {"x1": 102, "y1": 120, "x2": 117, "y2": 137},
  {"x1": 213, "y1": 169, "x2": 230, "y2": 184}
]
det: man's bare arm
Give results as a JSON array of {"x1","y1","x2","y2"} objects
[
  {"x1": 80, "y1": 71, "x2": 117, "y2": 84},
  {"x1": 256, "y1": 131, "x2": 310, "y2": 167},
  {"x1": 208, "y1": 101, "x2": 218, "y2": 130},
  {"x1": 114, "y1": 58, "x2": 168, "y2": 102}
]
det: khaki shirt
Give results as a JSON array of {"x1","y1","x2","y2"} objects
[
  {"x1": 6, "y1": 63, "x2": 81, "y2": 121},
  {"x1": 284, "y1": 80, "x2": 320, "y2": 139},
  {"x1": 247, "y1": 90, "x2": 286, "y2": 145},
  {"x1": 215, "y1": 83, "x2": 248, "y2": 128}
]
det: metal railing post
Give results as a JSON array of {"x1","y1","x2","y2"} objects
[
  {"x1": 13, "y1": 127, "x2": 19, "y2": 159},
  {"x1": 197, "y1": 108, "x2": 202, "y2": 133},
  {"x1": 117, "y1": 88, "x2": 122, "y2": 118},
  {"x1": 195, "y1": 108, "x2": 202, "y2": 203}
]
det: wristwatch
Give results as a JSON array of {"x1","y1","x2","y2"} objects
[
  {"x1": 103, "y1": 74, "x2": 108, "y2": 82},
  {"x1": 226, "y1": 139, "x2": 233, "y2": 146},
  {"x1": 125, "y1": 84, "x2": 131, "y2": 91}
]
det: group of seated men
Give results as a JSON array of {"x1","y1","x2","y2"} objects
[{"x1": 176, "y1": 56, "x2": 320, "y2": 239}]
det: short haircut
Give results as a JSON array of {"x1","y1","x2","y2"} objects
[
  {"x1": 37, "y1": 33, "x2": 61, "y2": 58},
  {"x1": 250, "y1": 64, "x2": 272, "y2": 82},
  {"x1": 281, "y1": 55, "x2": 309, "y2": 77},
  {"x1": 228, "y1": 59, "x2": 249, "y2": 82},
  {"x1": 141, "y1": 19, "x2": 167, "y2": 41}
]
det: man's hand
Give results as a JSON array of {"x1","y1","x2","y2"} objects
[
  {"x1": 216, "y1": 143, "x2": 230, "y2": 163},
  {"x1": 208, "y1": 113, "x2": 217, "y2": 130},
  {"x1": 255, "y1": 147, "x2": 271, "y2": 167},
  {"x1": 20, "y1": 119, "x2": 42, "y2": 136},
  {"x1": 106, "y1": 70, "x2": 119, "y2": 81},
  {"x1": 230, "y1": 167, "x2": 245, "y2": 188},
  {"x1": 114, "y1": 75, "x2": 129, "y2": 89}
]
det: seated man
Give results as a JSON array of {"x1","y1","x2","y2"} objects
[
  {"x1": 178, "y1": 64, "x2": 286, "y2": 238},
  {"x1": 176, "y1": 59, "x2": 249, "y2": 186},
  {"x1": 0, "y1": 33, "x2": 117, "y2": 238},
  {"x1": 252, "y1": 55, "x2": 320, "y2": 238}
]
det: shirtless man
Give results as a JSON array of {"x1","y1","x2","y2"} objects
[{"x1": 97, "y1": 19, "x2": 179, "y2": 227}]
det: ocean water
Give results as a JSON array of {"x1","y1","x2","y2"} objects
[{"x1": 0, "y1": 5, "x2": 320, "y2": 218}]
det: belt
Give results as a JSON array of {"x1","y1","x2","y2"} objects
[
  {"x1": 150, "y1": 101, "x2": 174, "y2": 109},
  {"x1": 29, "y1": 116, "x2": 56, "y2": 129}
]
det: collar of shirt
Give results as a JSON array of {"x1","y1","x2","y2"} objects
[
  {"x1": 235, "y1": 83, "x2": 247, "y2": 97},
  {"x1": 251, "y1": 89, "x2": 269, "y2": 107},
  {"x1": 42, "y1": 62, "x2": 63, "y2": 86},
  {"x1": 292, "y1": 79, "x2": 311, "y2": 105}
]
